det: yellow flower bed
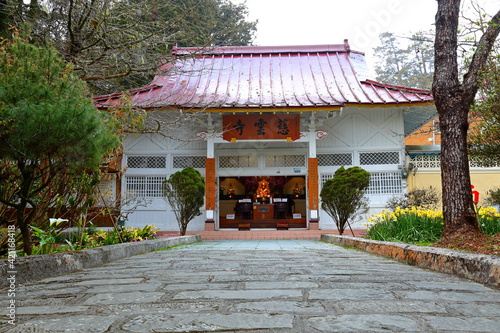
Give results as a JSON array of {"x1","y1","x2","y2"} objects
[{"x1": 366, "y1": 206, "x2": 499, "y2": 243}]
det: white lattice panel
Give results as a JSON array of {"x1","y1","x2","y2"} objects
[
  {"x1": 172, "y1": 156, "x2": 206, "y2": 169},
  {"x1": 410, "y1": 155, "x2": 441, "y2": 168},
  {"x1": 366, "y1": 172, "x2": 403, "y2": 195},
  {"x1": 318, "y1": 153, "x2": 353, "y2": 166},
  {"x1": 359, "y1": 152, "x2": 400, "y2": 165},
  {"x1": 125, "y1": 176, "x2": 168, "y2": 198},
  {"x1": 265, "y1": 155, "x2": 305, "y2": 167},
  {"x1": 127, "y1": 156, "x2": 166, "y2": 169},
  {"x1": 219, "y1": 156, "x2": 258, "y2": 168},
  {"x1": 322, "y1": 172, "x2": 402, "y2": 195},
  {"x1": 469, "y1": 159, "x2": 500, "y2": 168},
  {"x1": 320, "y1": 174, "x2": 335, "y2": 186}
]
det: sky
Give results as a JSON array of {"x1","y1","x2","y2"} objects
[{"x1": 233, "y1": 0, "x2": 499, "y2": 67}]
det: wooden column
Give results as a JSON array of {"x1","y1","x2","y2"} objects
[
  {"x1": 205, "y1": 157, "x2": 216, "y2": 230},
  {"x1": 308, "y1": 157, "x2": 319, "y2": 229}
]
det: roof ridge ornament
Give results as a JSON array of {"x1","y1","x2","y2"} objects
[{"x1": 344, "y1": 39, "x2": 351, "y2": 53}]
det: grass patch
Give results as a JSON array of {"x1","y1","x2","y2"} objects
[
  {"x1": 155, "y1": 242, "x2": 197, "y2": 251},
  {"x1": 365, "y1": 207, "x2": 443, "y2": 244}
]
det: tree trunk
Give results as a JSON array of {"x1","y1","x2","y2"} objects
[
  {"x1": 17, "y1": 200, "x2": 32, "y2": 255},
  {"x1": 438, "y1": 101, "x2": 480, "y2": 239},
  {"x1": 432, "y1": 0, "x2": 480, "y2": 241},
  {"x1": 433, "y1": 1, "x2": 500, "y2": 241}
]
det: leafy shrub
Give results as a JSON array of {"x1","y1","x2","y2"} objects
[
  {"x1": 386, "y1": 187, "x2": 440, "y2": 211},
  {"x1": 29, "y1": 224, "x2": 159, "y2": 255},
  {"x1": 320, "y1": 166, "x2": 370, "y2": 235},
  {"x1": 483, "y1": 187, "x2": 500, "y2": 206},
  {"x1": 163, "y1": 167, "x2": 205, "y2": 236},
  {"x1": 366, "y1": 207, "x2": 443, "y2": 244}
]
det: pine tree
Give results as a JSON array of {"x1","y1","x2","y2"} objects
[{"x1": 0, "y1": 33, "x2": 119, "y2": 254}]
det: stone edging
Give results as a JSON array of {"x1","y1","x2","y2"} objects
[
  {"x1": 321, "y1": 234, "x2": 500, "y2": 289},
  {"x1": 0, "y1": 235, "x2": 201, "y2": 288}
]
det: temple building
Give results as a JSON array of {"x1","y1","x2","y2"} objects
[{"x1": 94, "y1": 41, "x2": 436, "y2": 231}]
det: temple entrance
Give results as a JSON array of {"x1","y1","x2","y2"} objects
[{"x1": 218, "y1": 176, "x2": 307, "y2": 229}]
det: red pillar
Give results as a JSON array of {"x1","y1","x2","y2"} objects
[
  {"x1": 308, "y1": 157, "x2": 319, "y2": 229},
  {"x1": 205, "y1": 158, "x2": 216, "y2": 230}
]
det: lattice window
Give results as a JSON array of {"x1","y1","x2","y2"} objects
[
  {"x1": 173, "y1": 156, "x2": 206, "y2": 169},
  {"x1": 219, "y1": 156, "x2": 258, "y2": 168},
  {"x1": 320, "y1": 174, "x2": 335, "y2": 186},
  {"x1": 410, "y1": 155, "x2": 441, "y2": 168},
  {"x1": 265, "y1": 155, "x2": 305, "y2": 167},
  {"x1": 318, "y1": 153, "x2": 353, "y2": 166},
  {"x1": 411, "y1": 154, "x2": 500, "y2": 168},
  {"x1": 359, "y1": 152, "x2": 400, "y2": 165},
  {"x1": 322, "y1": 172, "x2": 402, "y2": 195},
  {"x1": 469, "y1": 159, "x2": 500, "y2": 168},
  {"x1": 366, "y1": 172, "x2": 403, "y2": 195},
  {"x1": 125, "y1": 176, "x2": 168, "y2": 198},
  {"x1": 127, "y1": 156, "x2": 166, "y2": 169}
]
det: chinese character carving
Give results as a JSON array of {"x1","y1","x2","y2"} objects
[
  {"x1": 254, "y1": 118, "x2": 267, "y2": 135},
  {"x1": 233, "y1": 119, "x2": 245, "y2": 136},
  {"x1": 277, "y1": 118, "x2": 289, "y2": 135}
]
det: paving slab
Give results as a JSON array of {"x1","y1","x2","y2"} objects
[{"x1": 1, "y1": 239, "x2": 500, "y2": 332}]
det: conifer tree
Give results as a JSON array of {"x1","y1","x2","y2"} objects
[{"x1": 0, "y1": 33, "x2": 119, "y2": 254}]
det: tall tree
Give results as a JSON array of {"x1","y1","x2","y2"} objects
[
  {"x1": 169, "y1": 0, "x2": 257, "y2": 47},
  {"x1": 1, "y1": 0, "x2": 257, "y2": 94},
  {"x1": 0, "y1": 33, "x2": 119, "y2": 254},
  {"x1": 374, "y1": 31, "x2": 434, "y2": 89},
  {"x1": 468, "y1": 51, "x2": 500, "y2": 166},
  {"x1": 407, "y1": 31, "x2": 435, "y2": 89},
  {"x1": 432, "y1": 0, "x2": 500, "y2": 242},
  {"x1": 374, "y1": 32, "x2": 411, "y2": 85}
]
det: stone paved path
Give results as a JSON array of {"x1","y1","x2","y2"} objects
[{"x1": 2, "y1": 239, "x2": 500, "y2": 332}]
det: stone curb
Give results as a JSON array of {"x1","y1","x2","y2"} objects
[
  {"x1": 0, "y1": 235, "x2": 201, "y2": 288},
  {"x1": 321, "y1": 234, "x2": 500, "y2": 289}
]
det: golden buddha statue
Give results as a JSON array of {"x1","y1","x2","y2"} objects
[
  {"x1": 293, "y1": 183, "x2": 301, "y2": 196},
  {"x1": 256, "y1": 179, "x2": 270, "y2": 199},
  {"x1": 227, "y1": 183, "x2": 235, "y2": 196}
]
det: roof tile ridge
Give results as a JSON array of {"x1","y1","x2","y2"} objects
[
  {"x1": 277, "y1": 52, "x2": 289, "y2": 107},
  {"x1": 288, "y1": 53, "x2": 304, "y2": 106},
  {"x1": 306, "y1": 52, "x2": 327, "y2": 105},
  {"x1": 92, "y1": 83, "x2": 162, "y2": 103},
  {"x1": 212, "y1": 53, "x2": 227, "y2": 107},
  {"x1": 317, "y1": 52, "x2": 344, "y2": 105},
  {"x1": 233, "y1": 54, "x2": 243, "y2": 107},
  {"x1": 172, "y1": 44, "x2": 354, "y2": 56},
  {"x1": 170, "y1": 56, "x2": 198, "y2": 107},
  {"x1": 363, "y1": 80, "x2": 388, "y2": 103},
  {"x1": 298, "y1": 52, "x2": 317, "y2": 106},
  {"x1": 267, "y1": 52, "x2": 275, "y2": 107},
  {"x1": 343, "y1": 52, "x2": 374, "y2": 103},
  {"x1": 334, "y1": 52, "x2": 361, "y2": 103},
  {"x1": 363, "y1": 79, "x2": 432, "y2": 94},
  {"x1": 325, "y1": 52, "x2": 348, "y2": 103}
]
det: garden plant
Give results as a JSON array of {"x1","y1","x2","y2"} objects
[
  {"x1": 163, "y1": 167, "x2": 205, "y2": 236},
  {"x1": 3, "y1": 222, "x2": 160, "y2": 257},
  {"x1": 320, "y1": 166, "x2": 370, "y2": 235},
  {"x1": 32, "y1": 219, "x2": 158, "y2": 254},
  {"x1": 366, "y1": 206, "x2": 500, "y2": 246}
]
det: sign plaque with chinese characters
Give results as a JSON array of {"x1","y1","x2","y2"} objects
[{"x1": 222, "y1": 114, "x2": 300, "y2": 141}]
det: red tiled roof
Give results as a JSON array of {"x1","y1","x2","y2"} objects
[{"x1": 93, "y1": 41, "x2": 433, "y2": 110}]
